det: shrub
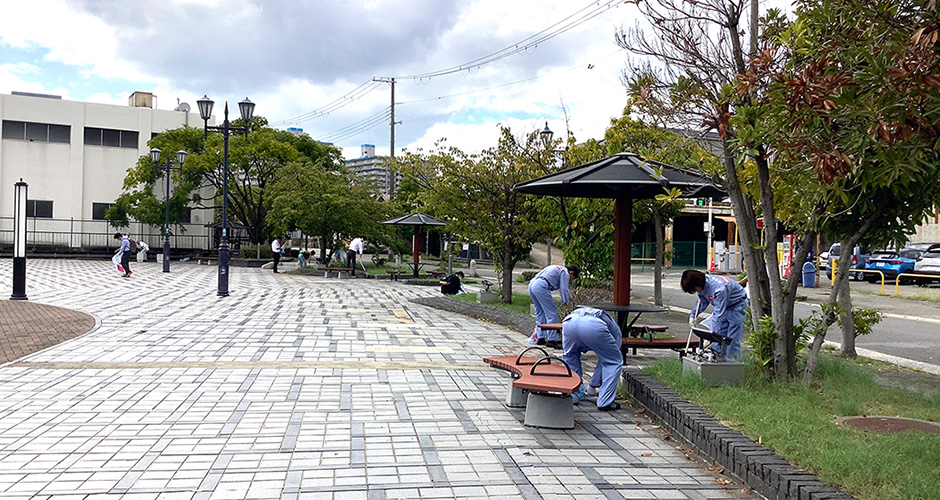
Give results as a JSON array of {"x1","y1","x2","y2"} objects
[
  {"x1": 240, "y1": 245, "x2": 273, "y2": 259},
  {"x1": 518, "y1": 271, "x2": 537, "y2": 282}
]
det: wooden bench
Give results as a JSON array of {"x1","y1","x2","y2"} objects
[
  {"x1": 622, "y1": 325, "x2": 691, "y2": 360},
  {"x1": 483, "y1": 347, "x2": 582, "y2": 429},
  {"x1": 386, "y1": 269, "x2": 404, "y2": 281},
  {"x1": 318, "y1": 267, "x2": 354, "y2": 278},
  {"x1": 428, "y1": 270, "x2": 446, "y2": 277},
  {"x1": 538, "y1": 322, "x2": 689, "y2": 360}
]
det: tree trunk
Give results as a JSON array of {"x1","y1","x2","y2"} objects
[
  {"x1": 500, "y1": 237, "x2": 515, "y2": 304},
  {"x1": 718, "y1": 139, "x2": 769, "y2": 328},
  {"x1": 839, "y1": 267, "x2": 858, "y2": 357},
  {"x1": 653, "y1": 205, "x2": 664, "y2": 306}
]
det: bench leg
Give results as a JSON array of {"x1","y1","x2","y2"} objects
[
  {"x1": 505, "y1": 377, "x2": 527, "y2": 408},
  {"x1": 523, "y1": 392, "x2": 574, "y2": 429},
  {"x1": 337, "y1": 271, "x2": 349, "y2": 279}
]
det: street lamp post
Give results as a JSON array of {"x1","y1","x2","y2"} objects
[
  {"x1": 150, "y1": 148, "x2": 188, "y2": 273},
  {"x1": 11, "y1": 179, "x2": 28, "y2": 301},
  {"x1": 197, "y1": 95, "x2": 255, "y2": 297}
]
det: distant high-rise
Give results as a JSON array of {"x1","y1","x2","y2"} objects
[{"x1": 344, "y1": 144, "x2": 401, "y2": 200}]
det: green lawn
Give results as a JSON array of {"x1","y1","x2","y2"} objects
[
  {"x1": 454, "y1": 292, "x2": 534, "y2": 316},
  {"x1": 641, "y1": 355, "x2": 940, "y2": 500}
]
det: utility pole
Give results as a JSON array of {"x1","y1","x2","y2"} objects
[{"x1": 373, "y1": 77, "x2": 400, "y2": 198}]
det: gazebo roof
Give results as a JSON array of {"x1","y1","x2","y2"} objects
[
  {"x1": 381, "y1": 212, "x2": 447, "y2": 226},
  {"x1": 513, "y1": 152, "x2": 723, "y2": 199}
]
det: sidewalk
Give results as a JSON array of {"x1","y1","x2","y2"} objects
[{"x1": 0, "y1": 260, "x2": 757, "y2": 500}]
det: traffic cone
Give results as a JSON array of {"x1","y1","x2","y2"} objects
[{"x1": 709, "y1": 256, "x2": 716, "y2": 273}]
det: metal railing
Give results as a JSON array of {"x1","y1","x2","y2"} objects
[
  {"x1": 894, "y1": 273, "x2": 940, "y2": 295},
  {"x1": 0, "y1": 216, "x2": 211, "y2": 255}
]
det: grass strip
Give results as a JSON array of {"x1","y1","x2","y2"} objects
[{"x1": 642, "y1": 355, "x2": 940, "y2": 500}]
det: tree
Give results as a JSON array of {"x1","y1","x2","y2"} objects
[
  {"x1": 756, "y1": 0, "x2": 940, "y2": 381},
  {"x1": 108, "y1": 118, "x2": 343, "y2": 245},
  {"x1": 396, "y1": 128, "x2": 546, "y2": 303},
  {"x1": 265, "y1": 161, "x2": 393, "y2": 263}
]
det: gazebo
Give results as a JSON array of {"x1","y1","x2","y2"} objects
[
  {"x1": 513, "y1": 152, "x2": 723, "y2": 306},
  {"x1": 381, "y1": 212, "x2": 447, "y2": 278}
]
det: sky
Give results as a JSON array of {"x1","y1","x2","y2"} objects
[{"x1": 1, "y1": 0, "x2": 683, "y2": 160}]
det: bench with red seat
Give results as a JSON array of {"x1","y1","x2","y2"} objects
[
  {"x1": 483, "y1": 347, "x2": 582, "y2": 429},
  {"x1": 537, "y1": 322, "x2": 689, "y2": 360}
]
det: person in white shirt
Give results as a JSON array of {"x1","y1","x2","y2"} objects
[
  {"x1": 136, "y1": 240, "x2": 150, "y2": 263},
  {"x1": 271, "y1": 236, "x2": 283, "y2": 273},
  {"x1": 347, "y1": 237, "x2": 365, "y2": 277}
]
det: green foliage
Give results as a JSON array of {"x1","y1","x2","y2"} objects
[
  {"x1": 396, "y1": 128, "x2": 546, "y2": 302},
  {"x1": 517, "y1": 270, "x2": 537, "y2": 282},
  {"x1": 265, "y1": 161, "x2": 396, "y2": 260},
  {"x1": 839, "y1": 307, "x2": 884, "y2": 338},
  {"x1": 239, "y1": 244, "x2": 272, "y2": 259},
  {"x1": 744, "y1": 312, "x2": 777, "y2": 378},
  {"x1": 108, "y1": 118, "x2": 345, "y2": 244},
  {"x1": 644, "y1": 354, "x2": 940, "y2": 500}
]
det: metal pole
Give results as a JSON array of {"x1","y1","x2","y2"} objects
[
  {"x1": 218, "y1": 103, "x2": 231, "y2": 297},
  {"x1": 164, "y1": 159, "x2": 171, "y2": 272}
]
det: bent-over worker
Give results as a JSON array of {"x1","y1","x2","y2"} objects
[
  {"x1": 561, "y1": 306, "x2": 622, "y2": 411},
  {"x1": 528, "y1": 264, "x2": 579, "y2": 349},
  {"x1": 681, "y1": 269, "x2": 749, "y2": 358}
]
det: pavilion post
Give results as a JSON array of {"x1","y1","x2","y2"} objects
[
  {"x1": 412, "y1": 227, "x2": 420, "y2": 278},
  {"x1": 614, "y1": 195, "x2": 632, "y2": 307}
]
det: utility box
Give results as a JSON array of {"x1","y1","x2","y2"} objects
[{"x1": 682, "y1": 356, "x2": 745, "y2": 386}]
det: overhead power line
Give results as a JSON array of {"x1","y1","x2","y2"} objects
[
  {"x1": 271, "y1": 0, "x2": 624, "y2": 127},
  {"x1": 319, "y1": 107, "x2": 392, "y2": 143},
  {"x1": 396, "y1": 0, "x2": 623, "y2": 81},
  {"x1": 272, "y1": 80, "x2": 384, "y2": 126}
]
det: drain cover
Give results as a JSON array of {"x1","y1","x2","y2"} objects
[{"x1": 835, "y1": 416, "x2": 940, "y2": 434}]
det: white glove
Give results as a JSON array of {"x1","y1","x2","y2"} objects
[{"x1": 689, "y1": 317, "x2": 697, "y2": 329}]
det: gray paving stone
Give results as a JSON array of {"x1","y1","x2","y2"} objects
[{"x1": 0, "y1": 260, "x2": 758, "y2": 499}]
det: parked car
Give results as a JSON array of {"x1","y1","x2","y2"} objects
[
  {"x1": 863, "y1": 248, "x2": 922, "y2": 284},
  {"x1": 913, "y1": 245, "x2": 940, "y2": 285},
  {"x1": 826, "y1": 243, "x2": 871, "y2": 281}
]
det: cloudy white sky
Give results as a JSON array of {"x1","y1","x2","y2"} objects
[{"x1": 2, "y1": 0, "x2": 698, "y2": 160}]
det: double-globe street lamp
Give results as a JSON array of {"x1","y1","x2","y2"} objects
[
  {"x1": 196, "y1": 95, "x2": 255, "y2": 297},
  {"x1": 149, "y1": 148, "x2": 188, "y2": 273}
]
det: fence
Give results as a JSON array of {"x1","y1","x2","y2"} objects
[
  {"x1": 0, "y1": 217, "x2": 212, "y2": 255},
  {"x1": 633, "y1": 241, "x2": 710, "y2": 269}
]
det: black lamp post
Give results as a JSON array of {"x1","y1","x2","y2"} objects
[
  {"x1": 150, "y1": 147, "x2": 188, "y2": 273},
  {"x1": 197, "y1": 95, "x2": 255, "y2": 297},
  {"x1": 11, "y1": 179, "x2": 28, "y2": 300}
]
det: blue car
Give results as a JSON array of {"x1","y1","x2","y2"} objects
[{"x1": 863, "y1": 248, "x2": 923, "y2": 284}]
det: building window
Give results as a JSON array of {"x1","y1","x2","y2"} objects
[
  {"x1": 84, "y1": 127, "x2": 139, "y2": 149},
  {"x1": 26, "y1": 200, "x2": 53, "y2": 218},
  {"x1": 179, "y1": 208, "x2": 192, "y2": 224},
  {"x1": 92, "y1": 202, "x2": 113, "y2": 220},
  {"x1": 2, "y1": 120, "x2": 70, "y2": 143}
]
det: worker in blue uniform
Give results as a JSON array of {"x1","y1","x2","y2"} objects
[
  {"x1": 681, "y1": 269, "x2": 749, "y2": 358},
  {"x1": 528, "y1": 265, "x2": 579, "y2": 349},
  {"x1": 561, "y1": 307, "x2": 622, "y2": 411}
]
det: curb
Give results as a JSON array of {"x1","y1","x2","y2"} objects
[
  {"x1": 410, "y1": 296, "x2": 534, "y2": 336},
  {"x1": 622, "y1": 370, "x2": 858, "y2": 500}
]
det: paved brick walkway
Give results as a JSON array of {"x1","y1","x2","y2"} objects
[
  {"x1": 0, "y1": 260, "x2": 756, "y2": 500},
  {"x1": 0, "y1": 300, "x2": 96, "y2": 365}
]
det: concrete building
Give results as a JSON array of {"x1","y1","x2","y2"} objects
[
  {"x1": 345, "y1": 144, "x2": 401, "y2": 200},
  {"x1": 0, "y1": 91, "x2": 213, "y2": 252}
]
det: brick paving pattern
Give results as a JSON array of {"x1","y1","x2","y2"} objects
[
  {"x1": 0, "y1": 300, "x2": 96, "y2": 364},
  {"x1": 0, "y1": 260, "x2": 757, "y2": 499}
]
